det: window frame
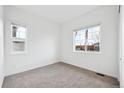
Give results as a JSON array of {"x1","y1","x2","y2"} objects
[
  {"x1": 10, "y1": 22, "x2": 27, "y2": 54},
  {"x1": 73, "y1": 24, "x2": 101, "y2": 54}
]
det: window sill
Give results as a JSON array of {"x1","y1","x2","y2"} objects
[
  {"x1": 11, "y1": 51, "x2": 27, "y2": 55},
  {"x1": 73, "y1": 51, "x2": 101, "y2": 54}
]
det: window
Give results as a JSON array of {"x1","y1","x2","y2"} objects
[
  {"x1": 11, "y1": 23, "x2": 27, "y2": 53},
  {"x1": 73, "y1": 25, "x2": 100, "y2": 52}
]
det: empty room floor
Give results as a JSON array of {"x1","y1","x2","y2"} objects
[{"x1": 2, "y1": 62, "x2": 119, "y2": 88}]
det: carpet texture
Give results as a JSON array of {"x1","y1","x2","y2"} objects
[{"x1": 2, "y1": 62, "x2": 119, "y2": 88}]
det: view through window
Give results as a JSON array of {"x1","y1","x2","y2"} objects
[
  {"x1": 11, "y1": 23, "x2": 27, "y2": 53},
  {"x1": 73, "y1": 25, "x2": 100, "y2": 52}
]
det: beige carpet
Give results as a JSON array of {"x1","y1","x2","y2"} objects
[{"x1": 2, "y1": 62, "x2": 119, "y2": 88}]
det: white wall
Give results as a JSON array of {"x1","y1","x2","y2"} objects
[
  {"x1": 61, "y1": 6, "x2": 119, "y2": 78},
  {"x1": 0, "y1": 6, "x2": 4, "y2": 87},
  {"x1": 4, "y1": 6, "x2": 60, "y2": 76}
]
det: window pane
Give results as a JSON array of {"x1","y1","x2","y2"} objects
[
  {"x1": 87, "y1": 25, "x2": 100, "y2": 52},
  {"x1": 16, "y1": 26, "x2": 26, "y2": 39},
  {"x1": 11, "y1": 23, "x2": 27, "y2": 53},
  {"x1": 73, "y1": 25, "x2": 100, "y2": 52},
  {"x1": 74, "y1": 30, "x2": 86, "y2": 51},
  {"x1": 12, "y1": 24, "x2": 26, "y2": 39}
]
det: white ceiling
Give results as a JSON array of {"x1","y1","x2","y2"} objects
[{"x1": 14, "y1": 5, "x2": 101, "y2": 24}]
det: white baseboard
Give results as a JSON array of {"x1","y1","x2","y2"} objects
[
  {"x1": 61, "y1": 60, "x2": 118, "y2": 79},
  {"x1": 0, "y1": 76, "x2": 4, "y2": 88},
  {"x1": 5, "y1": 61, "x2": 59, "y2": 77}
]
